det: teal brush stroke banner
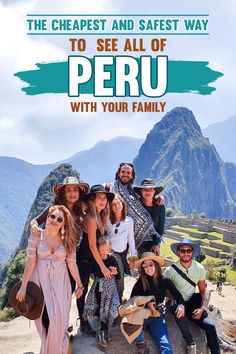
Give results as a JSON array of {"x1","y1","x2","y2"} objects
[{"x1": 14, "y1": 58, "x2": 223, "y2": 96}]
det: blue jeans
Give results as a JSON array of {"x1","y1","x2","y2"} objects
[{"x1": 136, "y1": 316, "x2": 173, "y2": 354}]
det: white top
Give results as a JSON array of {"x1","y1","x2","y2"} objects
[{"x1": 106, "y1": 216, "x2": 137, "y2": 256}]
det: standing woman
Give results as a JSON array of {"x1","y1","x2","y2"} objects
[
  {"x1": 131, "y1": 252, "x2": 185, "y2": 354},
  {"x1": 76, "y1": 184, "x2": 115, "y2": 332},
  {"x1": 30, "y1": 176, "x2": 89, "y2": 291},
  {"x1": 134, "y1": 179, "x2": 165, "y2": 247},
  {"x1": 107, "y1": 193, "x2": 137, "y2": 301},
  {"x1": 30, "y1": 176, "x2": 89, "y2": 241},
  {"x1": 16, "y1": 205, "x2": 83, "y2": 354}
]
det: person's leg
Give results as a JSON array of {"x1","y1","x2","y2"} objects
[
  {"x1": 113, "y1": 252, "x2": 125, "y2": 302},
  {"x1": 136, "y1": 329, "x2": 150, "y2": 354},
  {"x1": 168, "y1": 302, "x2": 195, "y2": 346},
  {"x1": 76, "y1": 258, "x2": 91, "y2": 319},
  {"x1": 146, "y1": 316, "x2": 173, "y2": 354},
  {"x1": 190, "y1": 315, "x2": 221, "y2": 354}
]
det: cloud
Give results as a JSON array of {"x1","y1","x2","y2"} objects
[{"x1": 0, "y1": 0, "x2": 236, "y2": 163}]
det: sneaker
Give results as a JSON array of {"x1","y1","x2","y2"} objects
[
  {"x1": 97, "y1": 330, "x2": 107, "y2": 348},
  {"x1": 187, "y1": 343, "x2": 197, "y2": 354},
  {"x1": 136, "y1": 342, "x2": 150, "y2": 354}
]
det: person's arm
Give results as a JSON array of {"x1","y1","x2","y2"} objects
[
  {"x1": 130, "y1": 279, "x2": 143, "y2": 297},
  {"x1": 85, "y1": 215, "x2": 111, "y2": 279},
  {"x1": 16, "y1": 235, "x2": 37, "y2": 302},
  {"x1": 127, "y1": 218, "x2": 137, "y2": 256},
  {"x1": 109, "y1": 256, "x2": 120, "y2": 279},
  {"x1": 156, "y1": 205, "x2": 165, "y2": 236},
  {"x1": 30, "y1": 207, "x2": 50, "y2": 237},
  {"x1": 165, "y1": 277, "x2": 185, "y2": 318},
  {"x1": 67, "y1": 252, "x2": 83, "y2": 298},
  {"x1": 192, "y1": 280, "x2": 206, "y2": 319}
]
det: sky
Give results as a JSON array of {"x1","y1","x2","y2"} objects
[{"x1": 0, "y1": 0, "x2": 236, "y2": 164}]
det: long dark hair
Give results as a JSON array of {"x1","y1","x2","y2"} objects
[
  {"x1": 115, "y1": 162, "x2": 136, "y2": 184},
  {"x1": 54, "y1": 186, "x2": 84, "y2": 219},
  {"x1": 140, "y1": 261, "x2": 163, "y2": 292},
  {"x1": 110, "y1": 194, "x2": 127, "y2": 224}
]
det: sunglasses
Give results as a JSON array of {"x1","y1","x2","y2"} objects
[
  {"x1": 114, "y1": 223, "x2": 120, "y2": 234},
  {"x1": 142, "y1": 261, "x2": 155, "y2": 269},
  {"x1": 48, "y1": 214, "x2": 64, "y2": 224},
  {"x1": 179, "y1": 249, "x2": 193, "y2": 254}
]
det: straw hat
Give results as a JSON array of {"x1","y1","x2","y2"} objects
[
  {"x1": 135, "y1": 252, "x2": 165, "y2": 268},
  {"x1": 52, "y1": 176, "x2": 89, "y2": 195}
]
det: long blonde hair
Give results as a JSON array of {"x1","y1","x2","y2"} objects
[
  {"x1": 47, "y1": 205, "x2": 77, "y2": 255},
  {"x1": 140, "y1": 261, "x2": 163, "y2": 292},
  {"x1": 86, "y1": 195, "x2": 110, "y2": 234}
]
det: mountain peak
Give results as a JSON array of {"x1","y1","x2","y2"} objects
[
  {"x1": 153, "y1": 107, "x2": 202, "y2": 139},
  {"x1": 134, "y1": 106, "x2": 236, "y2": 218}
]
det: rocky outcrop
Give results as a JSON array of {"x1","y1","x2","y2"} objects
[{"x1": 133, "y1": 107, "x2": 236, "y2": 218}]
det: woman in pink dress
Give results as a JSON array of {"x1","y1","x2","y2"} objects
[{"x1": 16, "y1": 205, "x2": 83, "y2": 354}]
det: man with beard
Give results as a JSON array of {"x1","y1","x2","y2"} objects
[
  {"x1": 165, "y1": 239, "x2": 220, "y2": 354},
  {"x1": 105, "y1": 162, "x2": 162, "y2": 255}
]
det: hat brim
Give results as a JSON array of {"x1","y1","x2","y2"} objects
[
  {"x1": 53, "y1": 182, "x2": 89, "y2": 195},
  {"x1": 8, "y1": 281, "x2": 44, "y2": 320},
  {"x1": 82, "y1": 191, "x2": 115, "y2": 203},
  {"x1": 135, "y1": 255, "x2": 165, "y2": 269},
  {"x1": 171, "y1": 240, "x2": 200, "y2": 258},
  {"x1": 133, "y1": 186, "x2": 164, "y2": 196}
]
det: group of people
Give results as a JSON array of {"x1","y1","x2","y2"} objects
[{"x1": 14, "y1": 162, "x2": 221, "y2": 354}]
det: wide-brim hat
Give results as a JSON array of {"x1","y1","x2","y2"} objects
[
  {"x1": 82, "y1": 184, "x2": 115, "y2": 203},
  {"x1": 52, "y1": 176, "x2": 89, "y2": 195},
  {"x1": 135, "y1": 252, "x2": 165, "y2": 269},
  {"x1": 133, "y1": 178, "x2": 163, "y2": 196},
  {"x1": 171, "y1": 238, "x2": 200, "y2": 258},
  {"x1": 8, "y1": 281, "x2": 44, "y2": 320}
]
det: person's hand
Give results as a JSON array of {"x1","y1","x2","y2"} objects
[
  {"x1": 175, "y1": 304, "x2": 185, "y2": 318},
  {"x1": 170, "y1": 298, "x2": 177, "y2": 307},
  {"x1": 30, "y1": 224, "x2": 42, "y2": 237},
  {"x1": 101, "y1": 266, "x2": 111, "y2": 279},
  {"x1": 109, "y1": 266, "x2": 118, "y2": 276},
  {"x1": 75, "y1": 284, "x2": 84, "y2": 299},
  {"x1": 16, "y1": 286, "x2": 27, "y2": 302},
  {"x1": 129, "y1": 259, "x2": 135, "y2": 270},
  {"x1": 192, "y1": 307, "x2": 204, "y2": 320},
  {"x1": 147, "y1": 301, "x2": 156, "y2": 311},
  {"x1": 155, "y1": 195, "x2": 165, "y2": 206},
  {"x1": 150, "y1": 245, "x2": 160, "y2": 255}
]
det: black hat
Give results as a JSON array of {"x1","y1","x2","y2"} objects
[
  {"x1": 133, "y1": 178, "x2": 163, "y2": 195},
  {"x1": 82, "y1": 184, "x2": 115, "y2": 203},
  {"x1": 8, "y1": 281, "x2": 44, "y2": 320}
]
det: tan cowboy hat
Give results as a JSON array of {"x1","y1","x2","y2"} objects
[
  {"x1": 8, "y1": 281, "x2": 44, "y2": 320},
  {"x1": 133, "y1": 178, "x2": 163, "y2": 196},
  {"x1": 52, "y1": 176, "x2": 89, "y2": 195},
  {"x1": 135, "y1": 252, "x2": 165, "y2": 268}
]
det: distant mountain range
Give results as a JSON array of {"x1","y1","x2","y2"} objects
[
  {"x1": 134, "y1": 107, "x2": 236, "y2": 218},
  {"x1": 0, "y1": 137, "x2": 142, "y2": 261},
  {"x1": 203, "y1": 114, "x2": 236, "y2": 164},
  {"x1": 2, "y1": 109, "x2": 236, "y2": 264}
]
